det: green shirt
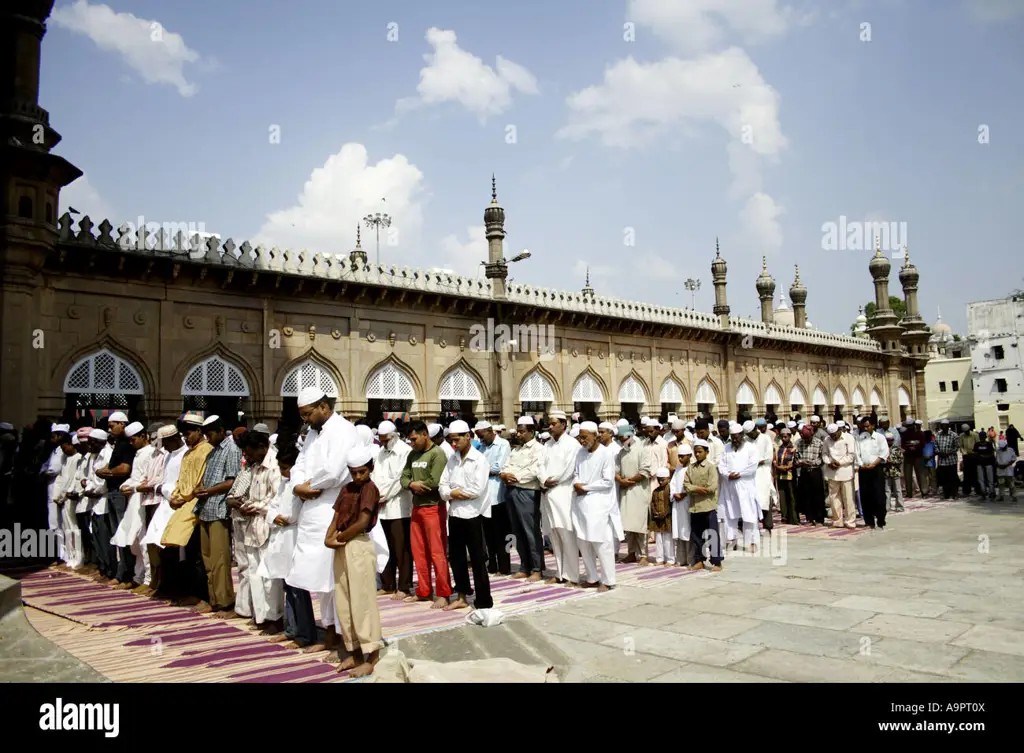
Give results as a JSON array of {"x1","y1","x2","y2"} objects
[
  {"x1": 400, "y1": 444, "x2": 447, "y2": 506},
  {"x1": 683, "y1": 458, "x2": 719, "y2": 514}
]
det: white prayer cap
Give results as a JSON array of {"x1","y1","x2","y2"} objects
[
  {"x1": 915, "y1": 419, "x2": 923, "y2": 425},
  {"x1": 836, "y1": 420, "x2": 846, "y2": 427},
  {"x1": 443, "y1": 427, "x2": 451, "y2": 436},
  {"x1": 826, "y1": 423, "x2": 838, "y2": 434},
  {"x1": 474, "y1": 420, "x2": 491, "y2": 431},
  {"x1": 108, "y1": 411, "x2": 128, "y2": 423},
  {"x1": 692, "y1": 438, "x2": 709, "y2": 448},
  {"x1": 125, "y1": 422, "x2": 144, "y2": 437},
  {"x1": 54, "y1": 423, "x2": 70, "y2": 433},
  {"x1": 940, "y1": 419, "x2": 950, "y2": 425},
  {"x1": 640, "y1": 417, "x2": 652, "y2": 426},
  {"x1": 495, "y1": 424, "x2": 506, "y2": 431},
  {"x1": 347, "y1": 445, "x2": 375, "y2": 468},
  {"x1": 598, "y1": 421, "x2": 615, "y2": 432},
  {"x1": 652, "y1": 421, "x2": 662, "y2": 429},
  {"x1": 671, "y1": 419, "x2": 685, "y2": 430},
  {"x1": 898, "y1": 425, "x2": 906, "y2": 432},
  {"x1": 517, "y1": 416, "x2": 535, "y2": 426},
  {"x1": 729, "y1": 422, "x2": 743, "y2": 435},
  {"x1": 668, "y1": 413, "x2": 678, "y2": 421},
  {"x1": 904, "y1": 418, "x2": 914, "y2": 425},
  {"x1": 71, "y1": 436, "x2": 79, "y2": 445},
  {"x1": 296, "y1": 386, "x2": 326, "y2": 408},
  {"x1": 655, "y1": 468, "x2": 670, "y2": 478},
  {"x1": 89, "y1": 428, "x2": 108, "y2": 441},
  {"x1": 569, "y1": 425, "x2": 580, "y2": 437},
  {"x1": 756, "y1": 418, "x2": 767, "y2": 426},
  {"x1": 998, "y1": 439, "x2": 1008, "y2": 449},
  {"x1": 252, "y1": 423, "x2": 270, "y2": 434},
  {"x1": 616, "y1": 418, "x2": 630, "y2": 427},
  {"x1": 786, "y1": 421, "x2": 796, "y2": 428},
  {"x1": 181, "y1": 412, "x2": 204, "y2": 426},
  {"x1": 202, "y1": 414, "x2": 221, "y2": 426},
  {"x1": 961, "y1": 423, "x2": 970, "y2": 430},
  {"x1": 884, "y1": 431, "x2": 894, "y2": 440},
  {"x1": 428, "y1": 423, "x2": 442, "y2": 438},
  {"x1": 797, "y1": 422, "x2": 807, "y2": 430},
  {"x1": 548, "y1": 410, "x2": 567, "y2": 421},
  {"x1": 356, "y1": 425, "x2": 374, "y2": 445},
  {"x1": 378, "y1": 420, "x2": 397, "y2": 435},
  {"x1": 269, "y1": 433, "x2": 278, "y2": 445},
  {"x1": 811, "y1": 415, "x2": 821, "y2": 423},
  {"x1": 50, "y1": 422, "x2": 60, "y2": 432},
  {"x1": 678, "y1": 443, "x2": 693, "y2": 455},
  {"x1": 539, "y1": 432, "x2": 551, "y2": 441},
  {"x1": 0, "y1": 422, "x2": 13, "y2": 431},
  {"x1": 449, "y1": 420, "x2": 471, "y2": 434},
  {"x1": 742, "y1": 420, "x2": 755, "y2": 433},
  {"x1": 686, "y1": 421, "x2": 695, "y2": 429},
  {"x1": 157, "y1": 425, "x2": 178, "y2": 439},
  {"x1": 580, "y1": 421, "x2": 598, "y2": 434}
]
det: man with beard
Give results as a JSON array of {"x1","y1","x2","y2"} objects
[
  {"x1": 616, "y1": 423, "x2": 652, "y2": 565},
  {"x1": 718, "y1": 422, "x2": 761, "y2": 552},
  {"x1": 572, "y1": 423, "x2": 621, "y2": 591},
  {"x1": 794, "y1": 424, "x2": 826, "y2": 526},
  {"x1": 751, "y1": 419, "x2": 775, "y2": 534},
  {"x1": 823, "y1": 423, "x2": 857, "y2": 529},
  {"x1": 539, "y1": 410, "x2": 580, "y2": 586},
  {"x1": 373, "y1": 420, "x2": 414, "y2": 599}
]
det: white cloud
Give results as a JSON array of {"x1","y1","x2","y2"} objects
[
  {"x1": 627, "y1": 0, "x2": 799, "y2": 55},
  {"x1": 253, "y1": 144, "x2": 427, "y2": 265},
  {"x1": 50, "y1": 0, "x2": 202, "y2": 97},
  {"x1": 964, "y1": 0, "x2": 1024, "y2": 21},
  {"x1": 59, "y1": 173, "x2": 116, "y2": 223},
  {"x1": 739, "y1": 192, "x2": 785, "y2": 254},
  {"x1": 396, "y1": 28, "x2": 538, "y2": 121},
  {"x1": 439, "y1": 225, "x2": 488, "y2": 277}
]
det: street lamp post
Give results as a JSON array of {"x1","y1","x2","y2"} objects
[
  {"x1": 684, "y1": 278, "x2": 701, "y2": 309},
  {"x1": 362, "y1": 213, "x2": 391, "y2": 268}
]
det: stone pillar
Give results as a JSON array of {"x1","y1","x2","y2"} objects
[
  {"x1": 711, "y1": 239, "x2": 729, "y2": 329},
  {"x1": 499, "y1": 350, "x2": 515, "y2": 426},
  {"x1": 484, "y1": 176, "x2": 507, "y2": 300},
  {"x1": 0, "y1": 250, "x2": 46, "y2": 427}
]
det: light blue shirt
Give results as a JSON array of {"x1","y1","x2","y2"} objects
[{"x1": 480, "y1": 435, "x2": 511, "y2": 505}]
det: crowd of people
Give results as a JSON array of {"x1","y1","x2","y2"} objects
[{"x1": 3, "y1": 399, "x2": 1018, "y2": 677}]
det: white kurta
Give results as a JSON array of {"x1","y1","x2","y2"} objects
[
  {"x1": 540, "y1": 433, "x2": 580, "y2": 534},
  {"x1": 572, "y1": 444, "x2": 623, "y2": 543},
  {"x1": 373, "y1": 438, "x2": 412, "y2": 520},
  {"x1": 142, "y1": 445, "x2": 186, "y2": 548},
  {"x1": 286, "y1": 413, "x2": 358, "y2": 594},
  {"x1": 44, "y1": 447, "x2": 64, "y2": 531},
  {"x1": 113, "y1": 444, "x2": 155, "y2": 548},
  {"x1": 617, "y1": 439, "x2": 652, "y2": 534},
  {"x1": 84, "y1": 446, "x2": 113, "y2": 516},
  {"x1": 669, "y1": 465, "x2": 691, "y2": 541},
  {"x1": 258, "y1": 476, "x2": 301, "y2": 580},
  {"x1": 754, "y1": 432, "x2": 775, "y2": 512},
  {"x1": 73, "y1": 453, "x2": 92, "y2": 515},
  {"x1": 717, "y1": 440, "x2": 761, "y2": 523}
]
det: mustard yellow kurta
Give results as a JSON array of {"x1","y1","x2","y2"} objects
[{"x1": 161, "y1": 440, "x2": 213, "y2": 547}]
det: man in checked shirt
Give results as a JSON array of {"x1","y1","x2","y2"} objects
[{"x1": 193, "y1": 415, "x2": 242, "y2": 617}]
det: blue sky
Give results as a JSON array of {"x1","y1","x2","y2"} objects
[{"x1": 43, "y1": 0, "x2": 1023, "y2": 336}]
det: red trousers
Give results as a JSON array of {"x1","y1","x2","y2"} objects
[{"x1": 411, "y1": 503, "x2": 452, "y2": 598}]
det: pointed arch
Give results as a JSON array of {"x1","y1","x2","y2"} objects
[
  {"x1": 278, "y1": 349, "x2": 344, "y2": 399},
  {"x1": 763, "y1": 380, "x2": 783, "y2": 405},
  {"x1": 897, "y1": 385, "x2": 912, "y2": 406},
  {"x1": 174, "y1": 342, "x2": 261, "y2": 400},
  {"x1": 852, "y1": 385, "x2": 866, "y2": 406},
  {"x1": 183, "y1": 356, "x2": 250, "y2": 396},
  {"x1": 617, "y1": 370, "x2": 650, "y2": 404},
  {"x1": 735, "y1": 379, "x2": 758, "y2": 405},
  {"x1": 694, "y1": 376, "x2": 719, "y2": 404},
  {"x1": 571, "y1": 367, "x2": 607, "y2": 403},
  {"x1": 832, "y1": 385, "x2": 848, "y2": 406},
  {"x1": 63, "y1": 348, "x2": 145, "y2": 395},
  {"x1": 789, "y1": 381, "x2": 808, "y2": 406},
  {"x1": 363, "y1": 354, "x2": 419, "y2": 400},
  {"x1": 812, "y1": 383, "x2": 828, "y2": 405},
  {"x1": 54, "y1": 335, "x2": 155, "y2": 398},
  {"x1": 437, "y1": 359, "x2": 487, "y2": 402},
  {"x1": 659, "y1": 373, "x2": 686, "y2": 404},
  {"x1": 870, "y1": 387, "x2": 883, "y2": 407},
  {"x1": 518, "y1": 364, "x2": 558, "y2": 403}
]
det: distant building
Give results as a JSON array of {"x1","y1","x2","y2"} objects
[
  {"x1": 924, "y1": 308, "x2": 973, "y2": 426},
  {"x1": 967, "y1": 297, "x2": 1024, "y2": 431}
]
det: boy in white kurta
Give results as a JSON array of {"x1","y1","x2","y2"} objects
[
  {"x1": 669, "y1": 443, "x2": 696, "y2": 567},
  {"x1": 572, "y1": 423, "x2": 622, "y2": 591}
]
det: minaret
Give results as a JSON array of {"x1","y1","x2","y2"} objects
[
  {"x1": 582, "y1": 267, "x2": 594, "y2": 299},
  {"x1": 898, "y1": 245, "x2": 930, "y2": 356},
  {"x1": 866, "y1": 235, "x2": 904, "y2": 352},
  {"x1": 789, "y1": 264, "x2": 807, "y2": 329},
  {"x1": 755, "y1": 256, "x2": 775, "y2": 324},
  {"x1": 483, "y1": 174, "x2": 508, "y2": 299},
  {"x1": 349, "y1": 225, "x2": 367, "y2": 267},
  {"x1": 1, "y1": 0, "x2": 83, "y2": 428},
  {"x1": 711, "y1": 238, "x2": 730, "y2": 328}
]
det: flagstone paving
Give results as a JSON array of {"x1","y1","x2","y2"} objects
[{"x1": 16, "y1": 494, "x2": 1022, "y2": 682}]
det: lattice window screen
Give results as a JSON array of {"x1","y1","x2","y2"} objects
[
  {"x1": 439, "y1": 368, "x2": 481, "y2": 401},
  {"x1": 281, "y1": 360, "x2": 339, "y2": 397},
  {"x1": 519, "y1": 372, "x2": 554, "y2": 402},
  {"x1": 695, "y1": 380, "x2": 717, "y2": 404},
  {"x1": 63, "y1": 349, "x2": 145, "y2": 395},
  {"x1": 660, "y1": 379, "x2": 683, "y2": 404},
  {"x1": 572, "y1": 374, "x2": 603, "y2": 402},
  {"x1": 181, "y1": 356, "x2": 250, "y2": 396},
  {"x1": 366, "y1": 363, "x2": 415, "y2": 399},
  {"x1": 618, "y1": 376, "x2": 646, "y2": 404}
]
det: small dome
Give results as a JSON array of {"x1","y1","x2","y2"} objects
[
  {"x1": 756, "y1": 256, "x2": 775, "y2": 297},
  {"x1": 805, "y1": 320, "x2": 814, "y2": 329},
  {"x1": 773, "y1": 292, "x2": 794, "y2": 326},
  {"x1": 788, "y1": 264, "x2": 807, "y2": 305},
  {"x1": 933, "y1": 320, "x2": 951, "y2": 335},
  {"x1": 869, "y1": 246, "x2": 890, "y2": 279},
  {"x1": 855, "y1": 305, "x2": 868, "y2": 325},
  {"x1": 711, "y1": 239, "x2": 727, "y2": 276}
]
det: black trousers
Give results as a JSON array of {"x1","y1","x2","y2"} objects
[
  {"x1": 777, "y1": 479, "x2": 798, "y2": 524},
  {"x1": 448, "y1": 515, "x2": 492, "y2": 608},
  {"x1": 285, "y1": 585, "x2": 318, "y2": 646},
  {"x1": 858, "y1": 466, "x2": 887, "y2": 528},
  {"x1": 75, "y1": 511, "x2": 94, "y2": 565},
  {"x1": 161, "y1": 525, "x2": 208, "y2": 601},
  {"x1": 798, "y1": 468, "x2": 825, "y2": 523},
  {"x1": 937, "y1": 465, "x2": 958, "y2": 499},
  {"x1": 507, "y1": 487, "x2": 544, "y2": 574},
  {"x1": 379, "y1": 516, "x2": 413, "y2": 594},
  {"x1": 91, "y1": 510, "x2": 115, "y2": 578},
  {"x1": 690, "y1": 510, "x2": 722, "y2": 566},
  {"x1": 144, "y1": 504, "x2": 162, "y2": 591},
  {"x1": 482, "y1": 501, "x2": 513, "y2": 575},
  {"x1": 107, "y1": 490, "x2": 135, "y2": 583},
  {"x1": 961, "y1": 455, "x2": 978, "y2": 495}
]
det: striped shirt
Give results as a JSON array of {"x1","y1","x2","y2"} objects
[{"x1": 196, "y1": 439, "x2": 242, "y2": 522}]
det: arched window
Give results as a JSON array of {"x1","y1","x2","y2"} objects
[
  {"x1": 695, "y1": 379, "x2": 716, "y2": 419},
  {"x1": 618, "y1": 375, "x2": 647, "y2": 423},
  {"x1": 439, "y1": 366, "x2": 482, "y2": 425},
  {"x1": 63, "y1": 348, "x2": 145, "y2": 423},
  {"x1": 366, "y1": 362, "x2": 415, "y2": 427},
  {"x1": 572, "y1": 373, "x2": 603, "y2": 422},
  {"x1": 280, "y1": 360, "x2": 339, "y2": 429},
  {"x1": 659, "y1": 377, "x2": 684, "y2": 422},
  {"x1": 519, "y1": 371, "x2": 554, "y2": 418},
  {"x1": 735, "y1": 382, "x2": 756, "y2": 423},
  {"x1": 181, "y1": 356, "x2": 250, "y2": 429},
  {"x1": 764, "y1": 383, "x2": 783, "y2": 406},
  {"x1": 870, "y1": 388, "x2": 883, "y2": 407}
]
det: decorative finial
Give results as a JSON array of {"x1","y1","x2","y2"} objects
[
  {"x1": 356, "y1": 225, "x2": 361, "y2": 245},
  {"x1": 762, "y1": 255, "x2": 767, "y2": 272},
  {"x1": 858, "y1": 304, "x2": 864, "y2": 314},
  {"x1": 585, "y1": 267, "x2": 590, "y2": 286},
  {"x1": 874, "y1": 233, "x2": 882, "y2": 256},
  {"x1": 794, "y1": 263, "x2": 801, "y2": 282},
  {"x1": 903, "y1": 243, "x2": 909, "y2": 265},
  {"x1": 715, "y1": 237, "x2": 720, "y2": 257},
  {"x1": 937, "y1": 305, "x2": 942, "y2": 320},
  {"x1": 491, "y1": 173, "x2": 497, "y2": 203}
]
